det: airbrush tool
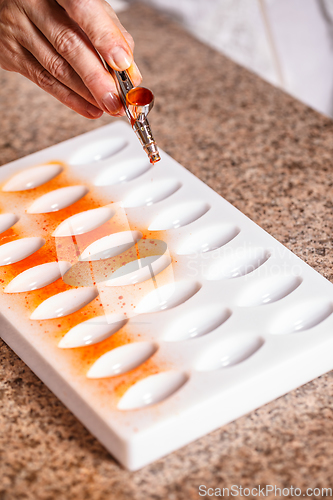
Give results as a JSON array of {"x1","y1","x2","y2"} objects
[{"x1": 104, "y1": 61, "x2": 161, "y2": 164}]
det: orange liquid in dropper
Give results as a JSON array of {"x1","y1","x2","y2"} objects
[{"x1": 126, "y1": 87, "x2": 154, "y2": 107}]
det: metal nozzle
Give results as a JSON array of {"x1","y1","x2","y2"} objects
[
  {"x1": 127, "y1": 86, "x2": 160, "y2": 164},
  {"x1": 103, "y1": 63, "x2": 161, "y2": 164}
]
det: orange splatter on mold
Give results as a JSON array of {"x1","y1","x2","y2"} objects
[
  {"x1": 0, "y1": 238, "x2": 57, "y2": 290},
  {"x1": 113, "y1": 358, "x2": 170, "y2": 400},
  {"x1": 60, "y1": 327, "x2": 133, "y2": 378},
  {"x1": 0, "y1": 158, "x2": 177, "y2": 413},
  {"x1": 0, "y1": 228, "x2": 19, "y2": 246}
]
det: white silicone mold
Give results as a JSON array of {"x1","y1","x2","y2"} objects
[{"x1": 1, "y1": 122, "x2": 333, "y2": 471}]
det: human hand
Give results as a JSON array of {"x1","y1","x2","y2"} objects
[{"x1": 0, "y1": 0, "x2": 142, "y2": 118}]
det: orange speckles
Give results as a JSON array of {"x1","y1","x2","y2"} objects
[
  {"x1": 55, "y1": 217, "x2": 127, "y2": 261},
  {"x1": 8, "y1": 277, "x2": 70, "y2": 316},
  {"x1": 0, "y1": 161, "x2": 66, "y2": 208},
  {"x1": 0, "y1": 158, "x2": 176, "y2": 415},
  {"x1": 0, "y1": 238, "x2": 56, "y2": 290},
  {"x1": 28, "y1": 297, "x2": 102, "y2": 344},
  {"x1": 61, "y1": 237, "x2": 167, "y2": 288},
  {"x1": 113, "y1": 358, "x2": 168, "y2": 400},
  {"x1": 62, "y1": 328, "x2": 132, "y2": 376},
  {"x1": 0, "y1": 227, "x2": 19, "y2": 246}
]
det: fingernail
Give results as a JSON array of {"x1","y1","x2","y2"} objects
[
  {"x1": 133, "y1": 62, "x2": 142, "y2": 78},
  {"x1": 102, "y1": 92, "x2": 123, "y2": 115},
  {"x1": 133, "y1": 62, "x2": 142, "y2": 83},
  {"x1": 111, "y1": 47, "x2": 132, "y2": 70},
  {"x1": 86, "y1": 104, "x2": 103, "y2": 118}
]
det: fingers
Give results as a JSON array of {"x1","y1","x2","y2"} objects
[
  {"x1": 0, "y1": 0, "x2": 142, "y2": 119},
  {"x1": 26, "y1": 0, "x2": 125, "y2": 115},
  {"x1": 19, "y1": 46, "x2": 103, "y2": 119},
  {"x1": 101, "y1": 0, "x2": 135, "y2": 52},
  {"x1": 0, "y1": 1, "x2": 102, "y2": 118},
  {"x1": 15, "y1": 14, "x2": 100, "y2": 108},
  {"x1": 56, "y1": 0, "x2": 133, "y2": 71}
]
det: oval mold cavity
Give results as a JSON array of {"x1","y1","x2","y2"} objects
[
  {"x1": 0, "y1": 213, "x2": 19, "y2": 235},
  {"x1": 164, "y1": 306, "x2": 232, "y2": 342},
  {"x1": 206, "y1": 248, "x2": 270, "y2": 280},
  {"x1": 94, "y1": 157, "x2": 151, "y2": 186},
  {"x1": 5, "y1": 261, "x2": 71, "y2": 293},
  {"x1": 176, "y1": 224, "x2": 240, "y2": 255},
  {"x1": 135, "y1": 281, "x2": 201, "y2": 314},
  {"x1": 27, "y1": 185, "x2": 88, "y2": 214},
  {"x1": 270, "y1": 300, "x2": 333, "y2": 335},
  {"x1": 59, "y1": 314, "x2": 128, "y2": 348},
  {"x1": 118, "y1": 371, "x2": 188, "y2": 410},
  {"x1": 149, "y1": 201, "x2": 210, "y2": 231},
  {"x1": 0, "y1": 237, "x2": 45, "y2": 266},
  {"x1": 2, "y1": 164, "x2": 62, "y2": 192},
  {"x1": 53, "y1": 206, "x2": 115, "y2": 237},
  {"x1": 69, "y1": 137, "x2": 127, "y2": 165},
  {"x1": 122, "y1": 179, "x2": 182, "y2": 208},
  {"x1": 87, "y1": 342, "x2": 158, "y2": 378},
  {"x1": 196, "y1": 335, "x2": 264, "y2": 371},
  {"x1": 80, "y1": 230, "x2": 142, "y2": 261},
  {"x1": 106, "y1": 254, "x2": 171, "y2": 287},
  {"x1": 238, "y1": 275, "x2": 302, "y2": 307},
  {"x1": 30, "y1": 287, "x2": 98, "y2": 320}
]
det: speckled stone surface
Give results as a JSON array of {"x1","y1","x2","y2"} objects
[{"x1": 1, "y1": 3, "x2": 333, "y2": 499}]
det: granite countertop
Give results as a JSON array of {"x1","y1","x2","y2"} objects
[{"x1": 1, "y1": 3, "x2": 333, "y2": 499}]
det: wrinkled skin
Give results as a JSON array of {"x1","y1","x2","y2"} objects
[{"x1": 0, "y1": 0, "x2": 142, "y2": 118}]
